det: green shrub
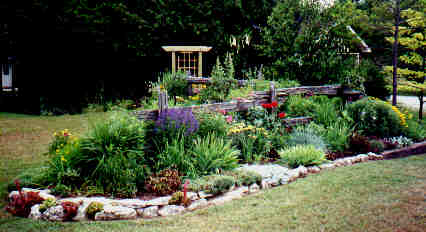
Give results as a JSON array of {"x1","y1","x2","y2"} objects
[
  {"x1": 322, "y1": 120, "x2": 353, "y2": 153},
  {"x1": 44, "y1": 111, "x2": 148, "y2": 197},
  {"x1": 191, "y1": 133, "x2": 240, "y2": 176},
  {"x1": 279, "y1": 145, "x2": 327, "y2": 168},
  {"x1": 404, "y1": 119, "x2": 426, "y2": 141},
  {"x1": 39, "y1": 198, "x2": 57, "y2": 213},
  {"x1": 312, "y1": 97, "x2": 342, "y2": 127},
  {"x1": 168, "y1": 191, "x2": 191, "y2": 206},
  {"x1": 346, "y1": 98, "x2": 404, "y2": 137},
  {"x1": 223, "y1": 170, "x2": 262, "y2": 187},
  {"x1": 369, "y1": 140, "x2": 385, "y2": 153},
  {"x1": 86, "y1": 202, "x2": 104, "y2": 220},
  {"x1": 284, "y1": 95, "x2": 318, "y2": 117},
  {"x1": 195, "y1": 111, "x2": 229, "y2": 138},
  {"x1": 156, "y1": 132, "x2": 196, "y2": 177},
  {"x1": 360, "y1": 59, "x2": 390, "y2": 100},
  {"x1": 144, "y1": 169, "x2": 182, "y2": 196},
  {"x1": 187, "y1": 174, "x2": 236, "y2": 195},
  {"x1": 287, "y1": 127, "x2": 327, "y2": 152},
  {"x1": 199, "y1": 57, "x2": 237, "y2": 103},
  {"x1": 157, "y1": 72, "x2": 188, "y2": 98}
]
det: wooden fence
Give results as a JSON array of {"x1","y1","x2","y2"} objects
[{"x1": 134, "y1": 83, "x2": 362, "y2": 125}]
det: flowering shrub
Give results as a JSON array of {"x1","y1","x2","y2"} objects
[
  {"x1": 48, "y1": 129, "x2": 77, "y2": 155},
  {"x1": 144, "y1": 169, "x2": 182, "y2": 196}
]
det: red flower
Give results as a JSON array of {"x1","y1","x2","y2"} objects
[
  {"x1": 261, "y1": 103, "x2": 270, "y2": 109},
  {"x1": 271, "y1": 101, "x2": 278, "y2": 108},
  {"x1": 278, "y1": 112, "x2": 286, "y2": 118}
]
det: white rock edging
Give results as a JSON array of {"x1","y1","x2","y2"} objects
[{"x1": 9, "y1": 153, "x2": 383, "y2": 222}]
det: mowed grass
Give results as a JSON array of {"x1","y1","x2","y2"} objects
[
  {"x1": 0, "y1": 112, "x2": 425, "y2": 232},
  {"x1": 0, "y1": 112, "x2": 108, "y2": 211}
]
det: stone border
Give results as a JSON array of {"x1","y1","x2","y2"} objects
[{"x1": 8, "y1": 152, "x2": 391, "y2": 222}]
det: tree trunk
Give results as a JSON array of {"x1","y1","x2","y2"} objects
[
  {"x1": 392, "y1": 0, "x2": 400, "y2": 106},
  {"x1": 419, "y1": 94, "x2": 424, "y2": 121}
]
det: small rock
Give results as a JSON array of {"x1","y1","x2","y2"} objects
[
  {"x1": 158, "y1": 205, "x2": 185, "y2": 216},
  {"x1": 295, "y1": 166, "x2": 308, "y2": 176},
  {"x1": 287, "y1": 170, "x2": 300, "y2": 182},
  {"x1": 145, "y1": 196, "x2": 172, "y2": 206},
  {"x1": 137, "y1": 206, "x2": 159, "y2": 218},
  {"x1": 307, "y1": 166, "x2": 320, "y2": 174},
  {"x1": 29, "y1": 204, "x2": 42, "y2": 220},
  {"x1": 249, "y1": 183, "x2": 260, "y2": 193},
  {"x1": 319, "y1": 163, "x2": 335, "y2": 170},
  {"x1": 198, "y1": 191, "x2": 214, "y2": 199},
  {"x1": 42, "y1": 205, "x2": 64, "y2": 221},
  {"x1": 261, "y1": 180, "x2": 271, "y2": 189},
  {"x1": 94, "y1": 206, "x2": 137, "y2": 220},
  {"x1": 279, "y1": 176, "x2": 290, "y2": 185},
  {"x1": 187, "y1": 199, "x2": 208, "y2": 211},
  {"x1": 186, "y1": 192, "x2": 199, "y2": 201},
  {"x1": 357, "y1": 154, "x2": 369, "y2": 162}
]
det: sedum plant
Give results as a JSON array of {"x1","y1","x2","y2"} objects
[{"x1": 279, "y1": 145, "x2": 327, "y2": 168}]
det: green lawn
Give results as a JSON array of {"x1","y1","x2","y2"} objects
[{"x1": 0, "y1": 112, "x2": 425, "y2": 232}]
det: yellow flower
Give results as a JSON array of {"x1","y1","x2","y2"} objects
[
  {"x1": 53, "y1": 132, "x2": 57, "y2": 136},
  {"x1": 56, "y1": 149, "x2": 60, "y2": 153},
  {"x1": 65, "y1": 151, "x2": 70, "y2": 155},
  {"x1": 159, "y1": 84, "x2": 165, "y2": 90},
  {"x1": 61, "y1": 156, "x2": 67, "y2": 162}
]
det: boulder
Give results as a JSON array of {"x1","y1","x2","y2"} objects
[
  {"x1": 208, "y1": 187, "x2": 246, "y2": 206},
  {"x1": 249, "y1": 183, "x2": 260, "y2": 193},
  {"x1": 137, "y1": 206, "x2": 159, "y2": 218},
  {"x1": 116, "y1": 199, "x2": 147, "y2": 209},
  {"x1": 158, "y1": 205, "x2": 185, "y2": 216},
  {"x1": 28, "y1": 204, "x2": 42, "y2": 220},
  {"x1": 94, "y1": 206, "x2": 137, "y2": 220},
  {"x1": 42, "y1": 205, "x2": 64, "y2": 221},
  {"x1": 187, "y1": 199, "x2": 208, "y2": 211},
  {"x1": 307, "y1": 166, "x2": 321, "y2": 174},
  {"x1": 261, "y1": 180, "x2": 271, "y2": 189},
  {"x1": 145, "y1": 196, "x2": 172, "y2": 207},
  {"x1": 198, "y1": 191, "x2": 214, "y2": 199}
]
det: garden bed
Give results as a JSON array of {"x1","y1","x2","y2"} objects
[{"x1": 7, "y1": 152, "x2": 386, "y2": 222}]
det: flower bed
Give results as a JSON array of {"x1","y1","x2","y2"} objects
[
  {"x1": 7, "y1": 152, "x2": 387, "y2": 221},
  {"x1": 5, "y1": 91, "x2": 425, "y2": 221}
]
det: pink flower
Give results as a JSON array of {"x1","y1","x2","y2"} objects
[
  {"x1": 226, "y1": 115, "x2": 233, "y2": 123},
  {"x1": 219, "y1": 109, "x2": 227, "y2": 115}
]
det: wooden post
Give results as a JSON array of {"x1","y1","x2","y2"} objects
[
  {"x1": 172, "y1": 52, "x2": 176, "y2": 74},
  {"x1": 269, "y1": 82, "x2": 276, "y2": 103},
  {"x1": 198, "y1": 51, "x2": 202, "y2": 77},
  {"x1": 158, "y1": 90, "x2": 168, "y2": 114}
]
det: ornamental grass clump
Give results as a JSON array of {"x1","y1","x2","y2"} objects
[
  {"x1": 279, "y1": 145, "x2": 327, "y2": 168},
  {"x1": 287, "y1": 127, "x2": 327, "y2": 152}
]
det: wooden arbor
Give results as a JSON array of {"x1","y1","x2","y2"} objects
[{"x1": 162, "y1": 46, "x2": 212, "y2": 77}]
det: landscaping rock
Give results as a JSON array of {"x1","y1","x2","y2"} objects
[
  {"x1": 187, "y1": 192, "x2": 199, "y2": 201},
  {"x1": 367, "y1": 152, "x2": 383, "y2": 160},
  {"x1": 249, "y1": 183, "x2": 260, "y2": 193},
  {"x1": 198, "y1": 191, "x2": 214, "y2": 199},
  {"x1": 116, "y1": 199, "x2": 147, "y2": 209},
  {"x1": 237, "y1": 164, "x2": 290, "y2": 180},
  {"x1": 145, "y1": 196, "x2": 172, "y2": 206},
  {"x1": 261, "y1": 180, "x2": 272, "y2": 189},
  {"x1": 94, "y1": 206, "x2": 137, "y2": 220},
  {"x1": 137, "y1": 206, "x2": 159, "y2": 218},
  {"x1": 319, "y1": 163, "x2": 336, "y2": 170},
  {"x1": 42, "y1": 205, "x2": 64, "y2": 221},
  {"x1": 287, "y1": 170, "x2": 300, "y2": 182},
  {"x1": 208, "y1": 187, "x2": 246, "y2": 206},
  {"x1": 187, "y1": 199, "x2": 208, "y2": 211},
  {"x1": 28, "y1": 204, "x2": 41, "y2": 220},
  {"x1": 307, "y1": 166, "x2": 321, "y2": 174},
  {"x1": 358, "y1": 154, "x2": 369, "y2": 162},
  {"x1": 294, "y1": 166, "x2": 308, "y2": 176},
  {"x1": 158, "y1": 205, "x2": 185, "y2": 216}
]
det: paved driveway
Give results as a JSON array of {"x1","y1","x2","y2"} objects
[{"x1": 389, "y1": 95, "x2": 424, "y2": 110}]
